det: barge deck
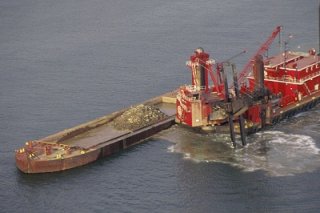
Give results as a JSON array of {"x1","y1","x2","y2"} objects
[{"x1": 15, "y1": 91, "x2": 177, "y2": 173}]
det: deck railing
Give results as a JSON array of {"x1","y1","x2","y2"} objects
[{"x1": 264, "y1": 70, "x2": 320, "y2": 83}]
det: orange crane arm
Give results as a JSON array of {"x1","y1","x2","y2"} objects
[{"x1": 238, "y1": 26, "x2": 282, "y2": 84}]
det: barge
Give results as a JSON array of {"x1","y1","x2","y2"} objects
[{"x1": 15, "y1": 92, "x2": 177, "y2": 173}]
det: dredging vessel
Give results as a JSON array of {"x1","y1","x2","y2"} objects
[
  {"x1": 175, "y1": 26, "x2": 320, "y2": 146},
  {"x1": 15, "y1": 26, "x2": 320, "y2": 173}
]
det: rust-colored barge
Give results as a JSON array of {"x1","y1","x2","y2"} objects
[{"x1": 15, "y1": 92, "x2": 177, "y2": 173}]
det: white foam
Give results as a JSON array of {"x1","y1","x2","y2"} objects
[
  {"x1": 167, "y1": 145, "x2": 175, "y2": 153},
  {"x1": 167, "y1": 130, "x2": 320, "y2": 176},
  {"x1": 262, "y1": 131, "x2": 320, "y2": 154},
  {"x1": 183, "y1": 153, "x2": 191, "y2": 159}
]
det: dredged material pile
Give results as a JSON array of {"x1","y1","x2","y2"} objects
[{"x1": 111, "y1": 104, "x2": 167, "y2": 131}]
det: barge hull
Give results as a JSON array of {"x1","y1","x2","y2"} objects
[
  {"x1": 16, "y1": 117, "x2": 175, "y2": 173},
  {"x1": 15, "y1": 91, "x2": 177, "y2": 173}
]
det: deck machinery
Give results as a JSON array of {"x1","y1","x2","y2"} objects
[{"x1": 175, "y1": 26, "x2": 320, "y2": 147}]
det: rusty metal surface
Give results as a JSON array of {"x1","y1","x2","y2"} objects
[
  {"x1": 15, "y1": 116, "x2": 175, "y2": 173},
  {"x1": 15, "y1": 91, "x2": 177, "y2": 173},
  {"x1": 16, "y1": 148, "x2": 101, "y2": 173}
]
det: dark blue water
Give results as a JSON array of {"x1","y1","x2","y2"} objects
[{"x1": 1, "y1": 0, "x2": 320, "y2": 212}]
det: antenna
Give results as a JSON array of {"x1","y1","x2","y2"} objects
[{"x1": 283, "y1": 34, "x2": 292, "y2": 71}]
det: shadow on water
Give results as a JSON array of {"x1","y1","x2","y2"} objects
[{"x1": 157, "y1": 105, "x2": 320, "y2": 177}]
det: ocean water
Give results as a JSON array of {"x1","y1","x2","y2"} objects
[{"x1": 1, "y1": 0, "x2": 320, "y2": 212}]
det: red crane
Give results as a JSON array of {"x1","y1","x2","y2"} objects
[{"x1": 237, "y1": 26, "x2": 282, "y2": 85}]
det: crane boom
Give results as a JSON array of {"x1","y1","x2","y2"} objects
[{"x1": 238, "y1": 26, "x2": 282, "y2": 84}]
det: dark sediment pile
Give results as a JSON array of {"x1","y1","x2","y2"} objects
[{"x1": 111, "y1": 104, "x2": 167, "y2": 131}]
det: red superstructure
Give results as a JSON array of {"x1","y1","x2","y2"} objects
[
  {"x1": 248, "y1": 49, "x2": 320, "y2": 107},
  {"x1": 176, "y1": 48, "x2": 225, "y2": 127},
  {"x1": 176, "y1": 26, "x2": 320, "y2": 146}
]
